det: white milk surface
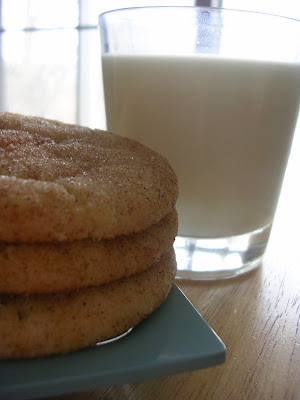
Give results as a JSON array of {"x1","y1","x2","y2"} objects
[{"x1": 102, "y1": 54, "x2": 300, "y2": 238}]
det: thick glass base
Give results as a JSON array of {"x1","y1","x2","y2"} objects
[{"x1": 175, "y1": 224, "x2": 271, "y2": 280}]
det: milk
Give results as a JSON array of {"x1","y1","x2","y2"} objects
[{"x1": 102, "y1": 54, "x2": 300, "y2": 238}]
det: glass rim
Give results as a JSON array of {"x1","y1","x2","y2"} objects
[{"x1": 98, "y1": 5, "x2": 300, "y2": 25}]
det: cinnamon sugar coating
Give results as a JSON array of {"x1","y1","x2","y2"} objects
[
  {"x1": 0, "y1": 209, "x2": 177, "y2": 294},
  {"x1": 0, "y1": 112, "x2": 178, "y2": 242},
  {"x1": 0, "y1": 249, "x2": 176, "y2": 359}
]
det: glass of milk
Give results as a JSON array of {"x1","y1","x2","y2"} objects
[{"x1": 99, "y1": 7, "x2": 300, "y2": 279}]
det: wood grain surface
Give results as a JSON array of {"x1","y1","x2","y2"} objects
[{"x1": 45, "y1": 123, "x2": 300, "y2": 400}]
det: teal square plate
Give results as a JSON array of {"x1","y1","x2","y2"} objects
[{"x1": 0, "y1": 285, "x2": 226, "y2": 400}]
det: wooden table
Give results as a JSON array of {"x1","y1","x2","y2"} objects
[{"x1": 44, "y1": 120, "x2": 300, "y2": 400}]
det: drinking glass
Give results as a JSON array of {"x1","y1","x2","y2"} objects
[{"x1": 99, "y1": 7, "x2": 300, "y2": 279}]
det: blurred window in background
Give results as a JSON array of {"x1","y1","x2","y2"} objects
[{"x1": 0, "y1": 0, "x2": 299, "y2": 128}]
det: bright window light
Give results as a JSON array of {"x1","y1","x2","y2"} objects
[{"x1": 2, "y1": 0, "x2": 79, "y2": 29}]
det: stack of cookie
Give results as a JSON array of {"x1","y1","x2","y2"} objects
[{"x1": 0, "y1": 112, "x2": 178, "y2": 359}]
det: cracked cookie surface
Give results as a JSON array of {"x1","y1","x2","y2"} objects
[{"x1": 0, "y1": 112, "x2": 178, "y2": 242}]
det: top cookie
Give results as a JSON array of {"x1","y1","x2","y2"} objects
[{"x1": 0, "y1": 112, "x2": 178, "y2": 242}]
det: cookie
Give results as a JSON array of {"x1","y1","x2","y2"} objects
[
  {"x1": 0, "y1": 249, "x2": 176, "y2": 359},
  {"x1": 0, "y1": 209, "x2": 177, "y2": 294},
  {"x1": 0, "y1": 112, "x2": 178, "y2": 242}
]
